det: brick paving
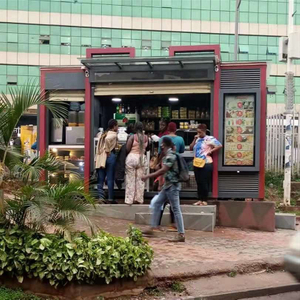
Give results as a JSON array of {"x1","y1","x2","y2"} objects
[{"x1": 76, "y1": 216, "x2": 297, "y2": 279}]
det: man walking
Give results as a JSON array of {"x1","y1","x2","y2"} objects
[{"x1": 141, "y1": 137, "x2": 185, "y2": 242}]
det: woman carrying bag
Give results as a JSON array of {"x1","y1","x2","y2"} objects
[
  {"x1": 190, "y1": 124, "x2": 222, "y2": 206},
  {"x1": 95, "y1": 119, "x2": 118, "y2": 204},
  {"x1": 125, "y1": 122, "x2": 149, "y2": 205}
]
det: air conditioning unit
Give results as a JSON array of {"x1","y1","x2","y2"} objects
[{"x1": 288, "y1": 32, "x2": 300, "y2": 59}]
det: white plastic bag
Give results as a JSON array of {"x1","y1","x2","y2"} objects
[{"x1": 149, "y1": 194, "x2": 164, "y2": 211}]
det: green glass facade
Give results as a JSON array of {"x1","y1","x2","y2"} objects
[{"x1": 0, "y1": 0, "x2": 300, "y2": 106}]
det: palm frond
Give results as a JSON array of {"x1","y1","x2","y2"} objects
[
  {"x1": 0, "y1": 81, "x2": 68, "y2": 164},
  {"x1": 10, "y1": 152, "x2": 62, "y2": 183}
]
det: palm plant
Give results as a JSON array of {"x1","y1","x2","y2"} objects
[
  {"x1": 0, "y1": 181, "x2": 95, "y2": 239},
  {"x1": 10, "y1": 152, "x2": 78, "y2": 185},
  {"x1": 0, "y1": 81, "x2": 68, "y2": 189}
]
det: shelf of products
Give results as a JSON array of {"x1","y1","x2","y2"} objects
[{"x1": 139, "y1": 105, "x2": 210, "y2": 132}]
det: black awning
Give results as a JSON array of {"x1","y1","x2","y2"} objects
[
  {"x1": 81, "y1": 55, "x2": 216, "y2": 69},
  {"x1": 81, "y1": 55, "x2": 216, "y2": 83}
]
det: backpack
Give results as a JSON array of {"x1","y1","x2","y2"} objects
[{"x1": 175, "y1": 154, "x2": 190, "y2": 182}]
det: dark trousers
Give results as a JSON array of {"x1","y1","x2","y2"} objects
[
  {"x1": 194, "y1": 163, "x2": 213, "y2": 201},
  {"x1": 158, "y1": 202, "x2": 175, "y2": 225},
  {"x1": 97, "y1": 153, "x2": 116, "y2": 200}
]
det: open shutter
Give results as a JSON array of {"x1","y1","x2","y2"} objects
[{"x1": 94, "y1": 82, "x2": 211, "y2": 96}]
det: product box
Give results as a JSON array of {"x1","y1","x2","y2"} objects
[{"x1": 66, "y1": 126, "x2": 85, "y2": 144}]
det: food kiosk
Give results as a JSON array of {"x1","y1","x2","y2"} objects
[{"x1": 38, "y1": 45, "x2": 267, "y2": 200}]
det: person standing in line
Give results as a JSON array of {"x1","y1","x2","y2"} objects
[
  {"x1": 125, "y1": 123, "x2": 135, "y2": 137},
  {"x1": 157, "y1": 122, "x2": 185, "y2": 231},
  {"x1": 142, "y1": 137, "x2": 185, "y2": 243},
  {"x1": 125, "y1": 122, "x2": 149, "y2": 205},
  {"x1": 157, "y1": 119, "x2": 170, "y2": 191},
  {"x1": 190, "y1": 124, "x2": 222, "y2": 206},
  {"x1": 159, "y1": 122, "x2": 185, "y2": 154},
  {"x1": 158, "y1": 119, "x2": 170, "y2": 138},
  {"x1": 95, "y1": 119, "x2": 118, "y2": 204}
]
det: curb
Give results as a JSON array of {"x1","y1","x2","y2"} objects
[
  {"x1": 183, "y1": 283, "x2": 300, "y2": 300},
  {"x1": 152, "y1": 259, "x2": 284, "y2": 282}
]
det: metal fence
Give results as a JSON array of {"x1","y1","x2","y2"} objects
[{"x1": 266, "y1": 113, "x2": 300, "y2": 176}]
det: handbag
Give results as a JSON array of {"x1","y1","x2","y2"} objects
[{"x1": 193, "y1": 157, "x2": 206, "y2": 168}]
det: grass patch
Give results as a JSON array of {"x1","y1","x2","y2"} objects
[
  {"x1": 169, "y1": 281, "x2": 186, "y2": 293},
  {"x1": 144, "y1": 286, "x2": 164, "y2": 297},
  {"x1": 0, "y1": 287, "x2": 43, "y2": 300},
  {"x1": 228, "y1": 271, "x2": 237, "y2": 278}
]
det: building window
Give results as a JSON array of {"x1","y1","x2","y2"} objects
[
  {"x1": 39, "y1": 35, "x2": 50, "y2": 45},
  {"x1": 81, "y1": 37, "x2": 91, "y2": 47},
  {"x1": 239, "y1": 45, "x2": 249, "y2": 54},
  {"x1": 61, "y1": 36, "x2": 71, "y2": 46},
  {"x1": 142, "y1": 40, "x2": 152, "y2": 50},
  {"x1": 161, "y1": 41, "x2": 171, "y2": 51},
  {"x1": 221, "y1": 44, "x2": 230, "y2": 53},
  {"x1": 101, "y1": 39, "x2": 111, "y2": 48},
  {"x1": 267, "y1": 47, "x2": 278, "y2": 55},
  {"x1": 7, "y1": 75, "x2": 17, "y2": 85},
  {"x1": 7, "y1": 33, "x2": 18, "y2": 43},
  {"x1": 122, "y1": 39, "x2": 131, "y2": 48}
]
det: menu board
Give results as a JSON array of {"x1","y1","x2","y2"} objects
[{"x1": 224, "y1": 94, "x2": 255, "y2": 166}]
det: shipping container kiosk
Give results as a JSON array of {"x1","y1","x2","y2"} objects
[{"x1": 38, "y1": 45, "x2": 267, "y2": 200}]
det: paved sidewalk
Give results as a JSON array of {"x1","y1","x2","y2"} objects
[{"x1": 76, "y1": 216, "x2": 297, "y2": 279}]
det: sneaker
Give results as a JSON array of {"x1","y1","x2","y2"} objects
[
  {"x1": 98, "y1": 198, "x2": 108, "y2": 204},
  {"x1": 142, "y1": 229, "x2": 155, "y2": 236},
  {"x1": 152, "y1": 227, "x2": 165, "y2": 233},
  {"x1": 107, "y1": 200, "x2": 118, "y2": 204},
  {"x1": 168, "y1": 234, "x2": 185, "y2": 243},
  {"x1": 167, "y1": 225, "x2": 177, "y2": 232}
]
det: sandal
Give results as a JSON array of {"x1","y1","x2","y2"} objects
[{"x1": 193, "y1": 201, "x2": 203, "y2": 206}]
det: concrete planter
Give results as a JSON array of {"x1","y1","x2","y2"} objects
[{"x1": 0, "y1": 272, "x2": 155, "y2": 300}]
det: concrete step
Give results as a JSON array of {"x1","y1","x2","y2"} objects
[
  {"x1": 135, "y1": 212, "x2": 215, "y2": 232},
  {"x1": 275, "y1": 213, "x2": 296, "y2": 230},
  {"x1": 91, "y1": 204, "x2": 216, "y2": 222}
]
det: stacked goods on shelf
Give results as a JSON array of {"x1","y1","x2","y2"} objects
[
  {"x1": 188, "y1": 110, "x2": 196, "y2": 119},
  {"x1": 158, "y1": 106, "x2": 162, "y2": 118},
  {"x1": 68, "y1": 111, "x2": 78, "y2": 127},
  {"x1": 143, "y1": 121, "x2": 155, "y2": 131},
  {"x1": 78, "y1": 111, "x2": 85, "y2": 126},
  {"x1": 179, "y1": 122, "x2": 189, "y2": 129},
  {"x1": 172, "y1": 110, "x2": 179, "y2": 119},
  {"x1": 180, "y1": 107, "x2": 187, "y2": 119},
  {"x1": 141, "y1": 107, "x2": 158, "y2": 118}
]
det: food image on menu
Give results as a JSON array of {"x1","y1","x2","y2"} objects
[
  {"x1": 224, "y1": 94, "x2": 255, "y2": 166},
  {"x1": 226, "y1": 126, "x2": 236, "y2": 135},
  {"x1": 226, "y1": 135, "x2": 237, "y2": 143}
]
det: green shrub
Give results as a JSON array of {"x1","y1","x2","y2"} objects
[
  {"x1": 0, "y1": 225, "x2": 153, "y2": 287},
  {"x1": 0, "y1": 287, "x2": 42, "y2": 300}
]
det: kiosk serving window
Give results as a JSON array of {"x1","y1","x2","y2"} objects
[{"x1": 223, "y1": 94, "x2": 256, "y2": 167}]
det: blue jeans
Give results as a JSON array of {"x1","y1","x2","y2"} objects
[
  {"x1": 151, "y1": 184, "x2": 185, "y2": 234},
  {"x1": 97, "y1": 153, "x2": 116, "y2": 200}
]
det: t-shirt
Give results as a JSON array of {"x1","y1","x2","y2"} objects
[
  {"x1": 162, "y1": 148, "x2": 179, "y2": 188},
  {"x1": 158, "y1": 130, "x2": 170, "y2": 138},
  {"x1": 194, "y1": 135, "x2": 222, "y2": 164},
  {"x1": 159, "y1": 135, "x2": 185, "y2": 154}
]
